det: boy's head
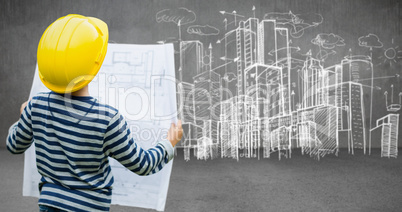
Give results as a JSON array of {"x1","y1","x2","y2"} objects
[{"x1": 37, "y1": 14, "x2": 108, "y2": 93}]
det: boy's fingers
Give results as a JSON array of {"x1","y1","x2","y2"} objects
[{"x1": 177, "y1": 120, "x2": 182, "y2": 128}]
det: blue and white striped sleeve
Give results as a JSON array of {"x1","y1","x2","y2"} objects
[
  {"x1": 102, "y1": 113, "x2": 174, "y2": 176},
  {"x1": 7, "y1": 101, "x2": 34, "y2": 154}
]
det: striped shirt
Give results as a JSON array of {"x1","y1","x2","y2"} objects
[{"x1": 7, "y1": 92, "x2": 174, "y2": 211}]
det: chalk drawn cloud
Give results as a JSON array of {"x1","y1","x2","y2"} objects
[
  {"x1": 311, "y1": 33, "x2": 345, "y2": 49},
  {"x1": 290, "y1": 12, "x2": 323, "y2": 26},
  {"x1": 156, "y1": 8, "x2": 196, "y2": 25},
  {"x1": 187, "y1": 25, "x2": 220, "y2": 36},
  {"x1": 358, "y1": 33, "x2": 383, "y2": 49}
]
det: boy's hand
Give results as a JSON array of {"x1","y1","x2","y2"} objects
[
  {"x1": 20, "y1": 101, "x2": 29, "y2": 115},
  {"x1": 167, "y1": 120, "x2": 183, "y2": 147}
]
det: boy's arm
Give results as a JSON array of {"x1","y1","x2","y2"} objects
[
  {"x1": 103, "y1": 113, "x2": 182, "y2": 176},
  {"x1": 7, "y1": 101, "x2": 34, "y2": 154}
]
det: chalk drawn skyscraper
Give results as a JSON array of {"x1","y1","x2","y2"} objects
[
  {"x1": 341, "y1": 55, "x2": 373, "y2": 154},
  {"x1": 337, "y1": 82, "x2": 366, "y2": 154},
  {"x1": 179, "y1": 41, "x2": 204, "y2": 83}
]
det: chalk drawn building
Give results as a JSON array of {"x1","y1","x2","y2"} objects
[
  {"x1": 341, "y1": 55, "x2": 373, "y2": 154},
  {"x1": 371, "y1": 114, "x2": 399, "y2": 158},
  {"x1": 337, "y1": 81, "x2": 366, "y2": 154}
]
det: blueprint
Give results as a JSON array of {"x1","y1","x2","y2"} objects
[{"x1": 23, "y1": 43, "x2": 176, "y2": 211}]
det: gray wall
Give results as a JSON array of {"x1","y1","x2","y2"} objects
[{"x1": 1, "y1": 0, "x2": 401, "y2": 149}]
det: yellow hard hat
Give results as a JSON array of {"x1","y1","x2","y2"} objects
[{"x1": 37, "y1": 14, "x2": 108, "y2": 93}]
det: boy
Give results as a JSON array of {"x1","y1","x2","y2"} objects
[{"x1": 7, "y1": 14, "x2": 183, "y2": 212}]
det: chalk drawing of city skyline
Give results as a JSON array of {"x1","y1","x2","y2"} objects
[{"x1": 155, "y1": 7, "x2": 401, "y2": 161}]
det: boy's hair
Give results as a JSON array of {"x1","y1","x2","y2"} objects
[{"x1": 37, "y1": 14, "x2": 108, "y2": 93}]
